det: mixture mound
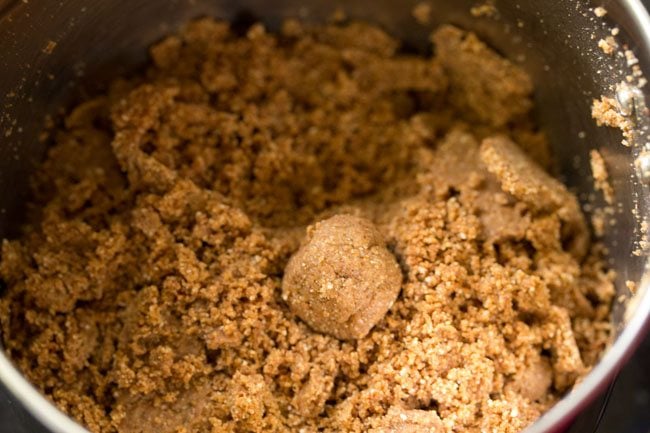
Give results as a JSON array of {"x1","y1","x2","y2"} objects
[{"x1": 0, "y1": 19, "x2": 614, "y2": 433}]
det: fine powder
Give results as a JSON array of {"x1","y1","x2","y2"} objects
[{"x1": 0, "y1": 19, "x2": 615, "y2": 433}]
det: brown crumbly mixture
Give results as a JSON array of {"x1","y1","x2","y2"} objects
[
  {"x1": 589, "y1": 149, "x2": 614, "y2": 205},
  {"x1": 626, "y1": 280, "x2": 637, "y2": 294},
  {"x1": 597, "y1": 37, "x2": 618, "y2": 56},
  {"x1": 0, "y1": 19, "x2": 614, "y2": 433},
  {"x1": 591, "y1": 95, "x2": 634, "y2": 144},
  {"x1": 587, "y1": 149, "x2": 615, "y2": 240},
  {"x1": 282, "y1": 215, "x2": 402, "y2": 340}
]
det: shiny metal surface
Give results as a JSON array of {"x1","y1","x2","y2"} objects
[{"x1": 0, "y1": 1, "x2": 649, "y2": 432}]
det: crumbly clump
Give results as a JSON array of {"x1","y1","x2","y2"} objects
[
  {"x1": 594, "y1": 6, "x2": 608, "y2": 18},
  {"x1": 0, "y1": 19, "x2": 613, "y2": 433},
  {"x1": 598, "y1": 37, "x2": 618, "y2": 56},
  {"x1": 470, "y1": 1, "x2": 498, "y2": 18},
  {"x1": 589, "y1": 149, "x2": 614, "y2": 205},
  {"x1": 591, "y1": 95, "x2": 634, "y2": 144},
  {"x1": 282, "y1": 214, "x2": 402, "y2": 340}
]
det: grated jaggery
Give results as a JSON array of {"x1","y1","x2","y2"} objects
[{"x1": 0, "y1": 18, "x2": 614, "y2": 433}]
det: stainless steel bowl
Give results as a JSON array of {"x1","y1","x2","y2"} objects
[{"x1": 1, "y1": 0, "x2": 649, "y2": 432}]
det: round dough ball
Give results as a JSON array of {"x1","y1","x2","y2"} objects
[{"x1": 282, "y1": 214, "x2": 402, "y2": 340}]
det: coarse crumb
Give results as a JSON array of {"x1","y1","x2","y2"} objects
[
  {"x1": 431, "y1": 25, "x2": 532, "y2": 127},
  {"x1": 282, "y1": 215, "x2": 402, "y2": 340},
  {"x1": 590, "y1": 149, "x2": 614, "y2": 204},
  {"x1": 626, "y1": 280, "x2": 637, "y2": 294},
  {"x1": 370, "y1": 406, "x2": 444, "y2": 432},
  {"x1": 594, "y1": 6, "x2": 608, "y2": 17},
  {"x1": 598, "y1": 37, "x2": 618, "y2": 55},
  {"x1": 0, "y1": 19, "x2": 614, "y2": 433},
  {"x1": 625, "y1": 49, "x2": 640, "y2": 67},
  {"x1": 42, "y1": 40, "x2": 57, "y2": 54},
  {"x1": 412, "y1": 2, "x2": 432, "y2": 25},
  {"x1": 591, "y1": 208, "x2": 608, "y2": 238}
]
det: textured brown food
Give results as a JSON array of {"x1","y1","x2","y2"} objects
[
  {"x1": 591, "y1": 96, "x2": 634, "y2": 143},
  {"x1": 282, "y1": 214, "x2": 402, "y2": 339},
  {"x1": 589, "y1": 149, "x2": 614, "y2": 205},
  {"x1": 0, "y1": 19, "x2": 614, "y2": 433}
]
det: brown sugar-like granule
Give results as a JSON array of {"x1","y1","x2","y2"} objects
[{"x1": 0, "y1": 18, "x2": 614, "y2": 433}]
